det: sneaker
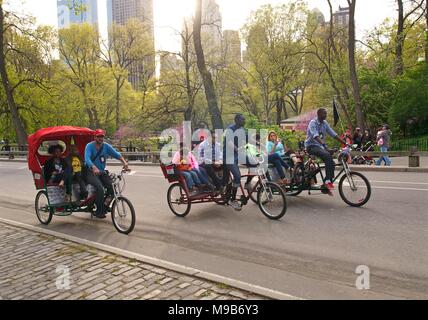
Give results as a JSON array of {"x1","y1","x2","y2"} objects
[
  {"x1": 228, "y1": 200, "x2": 242, "y2": 211},
  {"x1": 189, "y1": 189, "x2": 199, "y2": 197},
  {"x1": 325, "y1": 182, "x2": 335, "y2": 196}
]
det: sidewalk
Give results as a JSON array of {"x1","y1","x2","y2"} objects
[{"x1": 0, "y1": 222, "x2": 265, "y2": 300}]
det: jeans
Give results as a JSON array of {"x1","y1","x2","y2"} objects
[
  {"x1": 85, "y1": 170, "x2": 114, "y2": 216},
  {"x1": 192, "y1": 168, "x2": 210, "y2": 186},
  {"x1": 200, "y1": 164, "x2": 222, "y2": 188},
  {"x1": 181, "y1": 170, "x2": 201, "y2": 190},
  {"x1": 268, "y1": 153, "x2": 289, "y2": 180},
  {"x1": 224, "y1": 164, "x2": 241, "y2": 187},
  {"x1": 73, "y1": 172, "x2": 88, "y2": 198},
  {"x1": 376, "y1": 146, "x2": 391, "y2": 166},
  {"x1": 307, "y1": 146, "x2": 335, "y2": 183}
]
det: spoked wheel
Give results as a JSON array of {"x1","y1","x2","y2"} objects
[
  {"x1": 111, "y1": 197, "x2": 136, "y2": 234},
  {"x1": 257, "y1": 182, "x2": 287, "y2": 220},
  {"x1": 338, "y1": 171, "x2": 371, "y2": 207},
  {"x1": 241, "y1": 175, "x2": 259, "y2": 204},
  {"x1": 287, "y1": 164, "x2": 304, "y2": 196},
  {"x1": 167, "y1": 183, "x2": 191, "y2": 217},
  {"x1": 35, "y1": 190, "x2": 53, "y2": 225}
]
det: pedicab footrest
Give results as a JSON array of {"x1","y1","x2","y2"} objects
[{"x1": 46, "y1": 185, "x2": 67, "y2": 206}]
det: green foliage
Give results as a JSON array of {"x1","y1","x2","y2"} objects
[{"x1": 389, "y1": 63, "x2": 428, "y2": 136}]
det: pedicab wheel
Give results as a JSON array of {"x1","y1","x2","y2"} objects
[
  {"x1": 35, "y1": 190, "x2": 53, "y2": 225},
  {"x1": 167, "y1": 183, "x2": 191, "y2": 217},
  {"x1": 338, "y1": 171, "x2": 371, "y2": 207},
  {"x1": 257, "y1": 182, "x2": 287, "y2": 220},
  {"x1": 111, "y1": 197, "x2": 135, "y2": 234}
]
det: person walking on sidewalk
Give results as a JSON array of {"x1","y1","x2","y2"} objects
[
  {"x1": 85, "y1": 129, "x2": 129, "y2": 219},
  {"x1": 376, "y1": 125, "x2": 392, "y2": 166}
]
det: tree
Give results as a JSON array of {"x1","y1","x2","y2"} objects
[
  {"x1": 395, "y1": 0, "x2": 426, "y2": 76},
  {"x1": 0, "y1": 2, "x2": 28, "y2": 146},
  {"x1": 58, "y1": 23, "x2": 104, "y2": 129},
  {"x1": 242, "y1": 1, "x2": 310, "y2": 125},
  {"x1": 347, "y1": 0, "x2": 365, "y2": 130},
  {"x1": 101, "y1": 19, "x2": 153, "y2": 129},
  {"x1": 193, "y1": 0, "x2": 223, "y2": 129}
]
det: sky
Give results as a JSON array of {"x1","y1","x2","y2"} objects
[{"x1": 6, "y1": 0, "x2": 397, "y2": 53}]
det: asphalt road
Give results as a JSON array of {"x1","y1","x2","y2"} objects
[{"x1": 0, "y1": 161, "x2": 427, "y2": 300}]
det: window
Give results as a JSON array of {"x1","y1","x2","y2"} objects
[{"x1": 37, "y1": 141, "x2": 67, "y2": 156}]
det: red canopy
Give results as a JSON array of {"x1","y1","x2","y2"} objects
[{"x1": 27, "y1": 126, "x2": 96, "y2": 189}]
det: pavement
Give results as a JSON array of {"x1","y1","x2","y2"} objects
[
  {"x1": 0, "y1": 161, "x2": 427, "y2": 300},
  {"x1": 0, "y1": 222, "x2": 266, "y2": 300}
]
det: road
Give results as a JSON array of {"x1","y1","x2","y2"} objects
[{"x1": 0, "y1": 161, "x2": 427, "y2": 300}]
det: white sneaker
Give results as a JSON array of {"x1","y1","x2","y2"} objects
[{"x1": 228, "y1": 200, "x2": 242, "y2": 211}]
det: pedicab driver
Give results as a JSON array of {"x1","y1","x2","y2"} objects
[
  {"x1": 85, "y1": 129, "x2": 129, "y2": 218},
  {"x1": 305, "y1": 108, "x2": 349, "y2": 196}
]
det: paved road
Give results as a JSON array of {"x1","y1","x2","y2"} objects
[{"x1": 0, "y1": 162, "x2": 427, "y2": 299}]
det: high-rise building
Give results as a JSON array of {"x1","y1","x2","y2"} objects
[
  {"x1": 311, "y1": 8, "x2": 326, "y2": 27},
  {"x1": 333, "y1": 6, "x2": 350, "y2": 28},
  {"x1": 222, "y1": 30, "x2": 241, "y2": 64},
  {"x1": 108, "y1": 0, "x2": 155, "y2": 90},
  {"x1": 181, "y1": 0, "x2": 223, "y2": 61},
  {"x1": 57, "y1": 0, "x2": 98, "y2": 29}
]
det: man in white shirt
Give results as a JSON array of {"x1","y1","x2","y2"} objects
[{"x1": 198, "y1": 130, "x2": 223, "y2": 190}]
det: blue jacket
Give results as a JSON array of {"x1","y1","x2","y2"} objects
[{"x1": 85, "y1": 142, "x2": 122, "y2": 172}]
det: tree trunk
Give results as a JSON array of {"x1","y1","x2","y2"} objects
[
  {"x1": 193, "y1": 0, "x2": 223, "y2": 129},
  {"x1": 425, "y1": 0, "x2": 428, "y2": 63},
  {"x1": 275, "y1": 94, "x2": 282, "y2": 125},
  {"x1": 347, "y1": 0, "x2": 365, "y2": 130},
  {"x1": 395, "y1": 0, "x2": 405, "y2": 76},
  {"x1": 0, "y1": 4, "x2": 27, "y2": 146},
  {"x1": 115, "y1": 77, "x2": 122, "y2": 130}
]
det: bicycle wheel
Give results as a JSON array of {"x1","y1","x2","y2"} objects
[
  {"x1": 257, "y1": 182, "x2": 287, "y2": 220},
  {"x1": 111, "y1": 197, "x2": 136, "y2": 234},
  {"x1": 35, "y1": 190, "x2": 53, "y2": 225},
  {"x1": 287, "y1": 164, "x2": 304, "y2": 196},
  {"x1": 167, "y1": 183, "x2": 191, "y2": 217},
  {"x1": 338, "y1": 171, "x2": 371, "y2": 207}
]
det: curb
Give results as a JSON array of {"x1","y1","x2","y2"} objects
[{"x1": 0, "y1": 217, "x2": 301, "y2": 301}]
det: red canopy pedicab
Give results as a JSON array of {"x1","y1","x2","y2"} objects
[{"x1": 28, "y1": 126, "x2": 135, "y2": 234}]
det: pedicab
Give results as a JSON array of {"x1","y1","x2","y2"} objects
[
  {"x1": 160, "y1": 154, "x2": 287, "y2": 220},
  {"x1": 28, "y1": 126, "x2": 135, "y2": 234}
]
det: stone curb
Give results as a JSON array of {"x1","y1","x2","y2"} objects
[{"x1": 0, "y1": 217, "x2": 302, "y2": 301}]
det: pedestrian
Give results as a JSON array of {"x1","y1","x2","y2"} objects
[
  {"x1": 353, "y1": 128, "x2": 363, "y2": 149},
  {"x1": 376, "y1": 125, "x2": 392, "y2": 166}
]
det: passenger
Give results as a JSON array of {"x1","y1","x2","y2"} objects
[
  {"x1": 44, "y1": 144, "x2": 71, "y2": 200},
  {"x1": 172, "y1": 144, "x2": 206, "y2": 196},
  {"x1": 66, "y1": 145, "x2": 88, "y2": 200},
  {"x1": 266, "y1": 131, "x2": 290, "y2": 185},
  {"x1": 198, "y1": 131, "x2": 223, "y2": 191}
]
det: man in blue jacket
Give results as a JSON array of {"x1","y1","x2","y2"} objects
[{"x1": 85, "y1": 129, "x2": 129, "y2": 218}]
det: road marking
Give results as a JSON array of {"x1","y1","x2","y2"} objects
[
  {"x1": 371, "y1": 186, "x2": 428, "y2": 192},
  {"x1": 370, "y1": 180, "x2": 428, "y2": 185}
]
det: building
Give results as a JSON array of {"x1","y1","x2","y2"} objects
[
  {"x1": 311, "y1": 7, "x2": 325, "y2": 27},
  {"x1": 57, "y1": 0, "x2": 98, "y2": 29},
  {"x1": 181, "y1": 0, "x2": 223, "y2": 60},
  {"x1": 333, "y1": 6, "x2": 350, "y2": 28},
  {"x1": 222, "y1": 30, "x2": 241, "y2": 64},
  {"x1": 108, "y1": 0, "x2": 155, "y2": 90}
]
